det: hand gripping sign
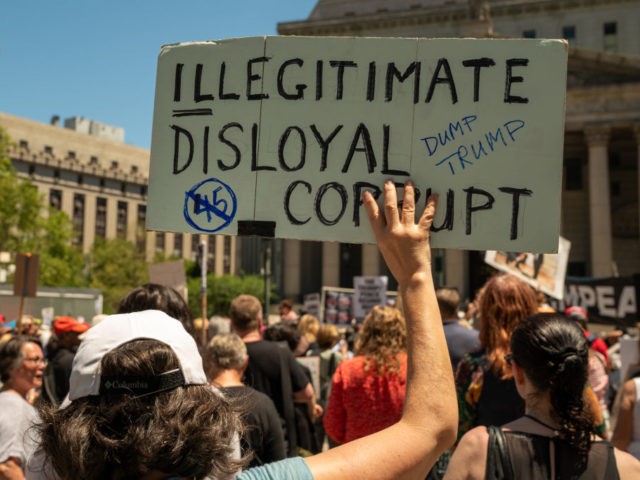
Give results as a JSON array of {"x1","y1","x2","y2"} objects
[{"x1": 148, "y1": 36, "x2": 567, "y2": 253}]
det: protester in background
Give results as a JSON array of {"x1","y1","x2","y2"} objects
[
  {"x1": 445, "y1": 313, "x2": 640, "y2": 479},
  {"x1": 316, "y1": 323, "x2": 345, "y2": 448},
  {"x1": 117, "y1": 283, "x2": 194, "y2": 336},
  {"x1": 264, "y1": 323, "x2": 321, "y2": 455},
  {"x1": 566, "y1": 305, "x2": 610, "y2": 365},
  {"x1": 206, "y1": 333, "x2": 286, "y2": 467},
  {"x1": 230, "y1": 294, "x2": 321, "y2": 456},
  {"x1": 31, "y1": 181, "x2": 457, "y2": 480},
  {"x1": 279, "y1": 299, "x2": 299, "y2": 325},
  {"x1": 41, "y1": 316, "x2": 88, "y2": 406},
  {"x1": 454, "y1": 274, "x2": 538, "y2": 440},
  {"x1": 297, "y1": 314, "x2": 321, "y2": 356},
  {"x1": 323, "y1": 305, "x2": 407, "y2": 444},
  {"x1": 436, "y1": 287, "x2": 480, "y2": 370},
  {"x1": 208, "y1": 315, "x2": 231, "y2": 338},
  {"x1": 612, "y1": 336, "x2": 640, "y2": 459},
  {"x1": 0, "y1": 336, "x2": 44, "y2": 478}
]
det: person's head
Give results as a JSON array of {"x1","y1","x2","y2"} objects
[
  {"x1": 565, "y1": 305, "x2": 588, "y2": 331},
  {"x1": 356, "y1": 305, "x2": 406, "y2": 374},
  {"x1": 509, "y1": 313, "x2": 592, "y2": 465},
  {"x1": 0, "y1": 335, "x2": 45, "y2": 398},
  {"x1": 264, "y1": 322, "x2": 305, "y2": 354},
  {"x1": 205, "y1": 333, "x2": 248, "y2": 380},
  {"x1": 19, "y1": 315, "x2": 39, "y2": 336},
  {"x1": 118, "y1": 283, "x2": 194, "y2": 335},
  {"x1": 229, "y1": 294, "x2": 262, "y2": 335},
  {"x1": 279, "y1": 299, "x2": 293, "y2": 315},
  {"x1": 316, "y1": 323, "x2": 340, "y2": 350},
  {"x1": 297, "y1": 314, "x2": 320, "y2": 343},
  {"x1": 208, "y1": 315, "x2": 231, "y2": 338},
  {"x1": 36, "y1": 310, "x2": 243, "y2": 479},
  {"x1": 477, "y1": 273, "x2": 537, "y2": 378},
  {"x1": 53, "y1": 315, "x2": 89, "y2": 350},
  {"x1": 436, "y1": 287, "x2": 461, "y2": 320}
]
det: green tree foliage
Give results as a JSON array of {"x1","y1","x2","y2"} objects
[
  {"x1": 88, "y1": 238, "x2": 148, "y2": 313},
  {"x1": 0, "y1": 128, "x2": 84, "y2": 286},
  {"x1": 187, "y1": 273, "x2": 266, "y2": 318}
]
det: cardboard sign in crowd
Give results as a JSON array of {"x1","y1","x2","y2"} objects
[{"x1": 148, "y1": 36, "x2": 567, "y2": 253}]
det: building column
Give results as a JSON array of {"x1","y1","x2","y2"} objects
[
  {"x1": 282, "y1": 239, "x2": 301, "y2": 299},
  {"x1": 322, "y1": 242, "x2": 340, "y2": 287},
  {"x1": 126, "y1": 200, "x2": 137, "y2": 244},
  {"x1": 361, "y1": 243, "x2": 380, "y2": 276},
  {"x1": 584, "y1": 126, "x2": 613, "y2": 277},
  {"x1": 184, "y1": 233, "x2": 193, "y2": 260},
  {"x1": 214, "y1": 236, "x2": 224, "y2": 276},
  {"x1": 106, "y1": 196, "x2": 118, "y2": 239},
  {"x1": 444, "y1": 249, "x2": 467, "y2": 297},
  {"x1": 145, "y1": 231, "x2": 156, "y2": 262},
  {"x1": 229, "y1": 236, "x2": 237, "y2": 274},
  {"x1": 83, "y1": 193, "x2": 96, "y2": 254},
  {"x1": 61, "y1": 189, "x2": 73, "y2": 220},
  {"x1": 165, "y1": 232, "x2": 175, "y2": 258}
]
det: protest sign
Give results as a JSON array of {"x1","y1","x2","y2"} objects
[
  {"x1": 148, "y1": 36, "x2": 567, "y2": 252},
  {"x1": 321, "y1": 285, "x2": 398, "y2": 324},
  {"x1": 484, "y1": 237, "x2": 571, "y2": 299},
  {"x1": 548, "y1": 275, "x2": 639, "y2": 327},
  {"x1": 353, "y1": 276, "x2": 388, "y2": 319}
]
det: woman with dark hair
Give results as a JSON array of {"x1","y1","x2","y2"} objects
[
  {"x1": 117, "y1": 283, "x2": 194, "y2": 335},
  {"x1": 0, "y1": 336, "x2": 44, "y2": 478},
  {"x1": 323, "y1": 305, "x2": 407, "y2": 444},
  {"x1": 445, "y1": 314, "x2": 640, "y2": 479}
]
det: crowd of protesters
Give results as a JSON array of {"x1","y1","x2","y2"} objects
[{"x1": 1, "y1": 186, "x2": 640, "y2": 478}]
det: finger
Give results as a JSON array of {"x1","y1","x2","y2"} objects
[
  {"x1": 418, "y1": 193, "x2": 438, "y2": 230},
  {"x1": 363, "y1": 190, "x2": 384, "y2": 236},
  {"x1": 383, "y1": 180, "x2": 400, "y2": 229},
  {"x1": 401, "y1": 181, "x2": 416, "y2": 225}
]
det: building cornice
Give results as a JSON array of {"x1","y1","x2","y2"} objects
[{"x1": 278, "y1": 0, "x2": 639, "y2": 36}]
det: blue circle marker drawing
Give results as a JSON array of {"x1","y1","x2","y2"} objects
[{"x1": 184, "y1": 178, "x2": 237, "y2": 233}]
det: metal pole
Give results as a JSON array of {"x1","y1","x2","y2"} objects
[{"x1": 200, "y1": 238, "x2": 208, "y2": 346}]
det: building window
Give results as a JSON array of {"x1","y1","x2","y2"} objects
[
  {"x1": 603, "y1": 22, "x2": 617, "y2": 52},
  {"x1": 68, "y1": 150, "x2": 76, "y2": 159},
  {"x1": 77, "y1": 174, "x2": 83, "y2": 185},
  {"x1": 19, "y1": 140, "x2": 29, "y2": 149},
  {"x1": 156, "y1": 232, "x2": 165, "y2": 253},
  {"x1": 28, "y1": 165, "x2": 36, "y2": 176},
  {"x1": 522, "y1": 30, "x2": 536, "y2": 38},
  {"x1": 72, "y1": 194, "x2": 85, "y2": 246},
  {"x1": 140, "y1": 186, "x2": 147, "y2": 196},
  {"x1": 136, "y1": 205, "x2": 147, "y2": 250},
  {"x1": 53, "y1": 169, "x2": 60, "y2": 179},
  {"x1": 610, "y1": 181, "x2": 621, "y2": 196},
  {"x1": 567, "y1": 261, "x2": 586, "y2": 277},
  {"x1": 131, "y1": 165, "x2": 139, "y2": 174},
  {"x1": 564, "y1": 158, "x2": 582, "y2": 190},
  {"x1": 121, "y1": 182, "x2": 126, "y2": 194},
  {"x1": 90, "y1": 155, "x2": 99, "y2": 165},
  {"x1": 116, "y1": 201, "x2": 128, "y2": 239},
  {"x1": 49, "y1": 189, "x2": 62, "y2": 210},
  {"x1": 174, "y1": 233, "x2": 183, "y2": 258},
  {"x1": 95, "y1": 197, "x2": 107, "y2": 239},
  {"x1": 99, "y1": 178, "x2": 105, "y2": 189},
  {"x1": 562, "y1": 25, "x2": 576, "y2": 43},
  {"x1": 110, "y1": 160, "x2": 119, "y2": 170},
  {"x1": 44, "y1": 145, "x2": 53, "y2": 155}
]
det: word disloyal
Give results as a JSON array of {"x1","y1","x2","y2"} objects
[{"x1": 148, "y1": 36, "x2": 568, "y2": 252}]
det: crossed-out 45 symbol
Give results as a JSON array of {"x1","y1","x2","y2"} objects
[{"x1": 184, "y1": 178, "x2": 237, "y2": 233}]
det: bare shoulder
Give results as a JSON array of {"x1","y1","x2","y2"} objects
[
  {"x1": 614, "y1": 448, "x2": 640, "y2": 480},
  {"x1": 444, "y1": 426, "x2": 488, "y2": 480}
]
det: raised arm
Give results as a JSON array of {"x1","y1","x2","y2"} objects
[{"x1": 305, "y1": 180, "x2": 457, "y2": 480}]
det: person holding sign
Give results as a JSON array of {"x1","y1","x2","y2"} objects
[{"x1": 27, "y1": 182, "x2": 457, "y2": 480}]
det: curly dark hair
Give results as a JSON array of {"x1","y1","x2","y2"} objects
[
  {"x1": 356, "y1": 305, "x2": 406, "y2": 374},
  {"x1": 510, "y1": 313, "x2": 593, "y2": 469},
  {"x1": 35, "y1": 339, "x2": 244, "y2": 479}
]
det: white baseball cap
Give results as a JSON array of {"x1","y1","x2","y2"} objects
[{"x1": 68, "y1": 309, "x2": 207, "y2": 401}]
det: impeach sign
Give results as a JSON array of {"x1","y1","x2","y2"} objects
[{"x1": 148, "y1": 36, "x2": 567, "y2": 252}]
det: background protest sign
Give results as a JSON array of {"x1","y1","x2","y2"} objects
[
  {"x1": 484, "y1": 236, "x2": 571, "y2": 299},
  {"x1": 148, "y1": 36, "x2": 567, "y2": 252},
  {"x1": 353, "y1": 276, "x2": 388, "y2": 319}
]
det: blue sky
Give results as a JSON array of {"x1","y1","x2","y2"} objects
[{"x1": 0, "y1": 1, "x2": 317, "y2": 149}]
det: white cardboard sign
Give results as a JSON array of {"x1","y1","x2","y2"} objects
[
  {"x1": 148, "y1": 36, "x2": 567, "y2": 252},
  {"x1": 353, "y1": 276, "x2": 388, "y2": 319}
]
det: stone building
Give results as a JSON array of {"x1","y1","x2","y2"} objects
[
  {"x1": 0, "y1": 112, "x2": 237, "y2": 276},
  {"x1": 274, "y1": 0, "x2": 640, "y2": 299}
]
